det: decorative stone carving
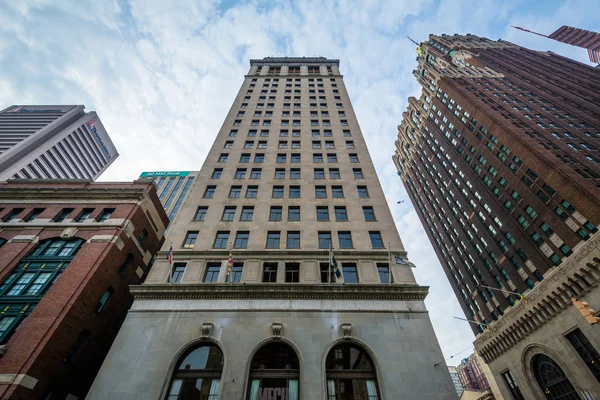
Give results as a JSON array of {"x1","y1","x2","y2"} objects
[
  {"x1": 271, "y1": 322, "x2": 283, "y2": 337},
  {"x1": 341, "y1": 323, "x2": 352, "y2": 337},
  {"x1": 200, "y1": 323, "x2": 213, "y2": 338}
]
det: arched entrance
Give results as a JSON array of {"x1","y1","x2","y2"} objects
[
  {"x1": 165, "y1": 343, "x2": 223, "y2": 399},
  {"x1": 325, "y1": 343, "x2": 380, "y2": 400},
  {"x1": 532, "y1": 354, "x2": 580, "y2": 400},
  {"x1": 247, "y1": 342, "x2": 299, "y2": 400}
]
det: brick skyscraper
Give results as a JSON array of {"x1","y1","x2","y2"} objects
[
  {"x1": 394, "y1": 34, "x2": 600, "y2": 336},
  {"x1": 88, "y1": 57, "x2": 456, "y2": 399}
]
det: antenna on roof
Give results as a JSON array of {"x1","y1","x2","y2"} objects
[
  {"x1": 511, "y1": 26, "x2": 549, "y2": 38},
  {"x1": 407, "y1": 36, "x2": 419, "y2": 46}
]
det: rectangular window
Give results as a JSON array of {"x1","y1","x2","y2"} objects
[
  {"x1": 226, "y1": 263, "x2": 243, "y2": 283},
  {"x1": 246, "y1": 185, "x2": 258, "y2": 198},
  {"x1": 358, "y1": 186, "x2": 369, "y2": 198},
  {"x1": 270, "y1": 206, "x2": 282, "y2": 221},
  {"x1": 335, "y1": 206, "x2": 348, "y2": 221},
  {"x1": 277, "y1": 154, "x2": 287, "y2": 163},
  {"x1": 222, "y1": 206, "x2": 236, "y2": 221},
  {"x1": 250, "y1": 168, "x2": 262, "y2": 179},
  {"x1": 353, "y1": 168, "x2": 364, "y2": 179},
  {"x1": 171, "y1": 262, "x2": 186, "y2": 283},
  {"x1": 346, "y1": 141, "x2": 355, "y2": 148},
  {"x1": 263, "y1": 263, "x2": 278, "y2": 282},
  {"x1": 254, "y1": 154, "x2": 264, "y2": 163},
  {"x1": 320, "y1": 262, "x2": 334, "y2": 283},
  {"x1": 213, "y1": 231, "x2": 229, "y2": 249},
  {"x1": 275, "y1": 168, "x2": 286, "y2": 179},
  {"x1": 211, "y1": 168, "x2": 222, "y2": 179},
  {"x1": 317, "y1": 206, "x2": 329, "y2": 221},
  {"x1": 218, "y1": 154, "x2": 228, "y2": 163},
  {"x1": 313, "y1": 153, "x2": 323, "y2": 163},
  {"x1": 314, "y1": 168, "x2": 325, "y2": 179},
  {"x1": 501, "y1": 370, "x2": 525, "y2": 400},
  {"x1": 288, "y1": 206, "x2": 300, "y2": 221},
  {"x1": 369, "y1": 231, "x2": 384, "y2": 248},
  {"x1": 363, "y1": 206, "x2": 375, "y2": 221},
  {"x1": 272, "y1": 186, "x2": 284, "y2": 198},
  {"x1": 204, "y1": 186, "x2": 216, "y2": 198},
  {"x1": 266, "y1": 231, "x2": 280, "y2": 249},
  {"x1": 566, "y1": 329, "x2": 600, "y2": 381},
  {"x1": 338, "y1": 231, "x2": 353, "y2": 248},
  {"x1": 235, "y1": 168, "x2": 246, "y2": 179},
  {"x1": 329, "y1": 168, "x2": 341, "y2": 179},
  {"x1": 96, "y1": 288, "x2": 114, "y2": 313},
  {"x1": 54, "y1": 208, "x2": 74, "y2": 222},
  {"x1": 75, "y1": 208, "x2": 94, "y2": 222},
  {"x1": 229, "y1": 186, "x2": 241, "y2": 198},
  {"x1": 289, "y1": 186, "x2": 300, "y2": 198},
  {"x1": 240, "y1": 153, "x2": 250, "y2": 163},
  {"x1": 291, "y1": 154, "x2": 301, "y2": 163},
  {"x1": 183, "y1": 231, "x2": 198, "y2": 248},
  {"x1": 234, "y1": 231, "x2": 249, "y2": 249},
  {"x1": 204, "y1": 263, "x2": 221, "y2": 283},
  {"x1": 331, "y1": 186, "x2": 344, "y2": 198},
  {"x1": 342, "y1": 263, "x2": 358, "y2": 283},
  {"x1": 240, "y1": 206, "x2": 254, "y2": 221},
  {"x1": 318, "y1": 231, "x2": 332, "y2": 249},
  {"x1": 287, "y1": 232, "x2": 300, "y2": 249},
  {"x1": 285, "y1": 262, "x2": 300, "y2": 282},
  {"x1": 377, "y1": 264, "x2": 390, "y2": 283},
  {"x1": 96, "y1": 208, "x2": 114, "y2": 222},
  {"x1": 290, "y1": 168, "x2": 300, "y2": 179},
  {"x1": 349, "y1": 153, "x2": 359, "y2": 163},
  {"x1": 194, "y1": 206, "x2": 208, "y2": 221},
  {"x1": 327, "y1": 153, "x2": 337, "y2": 163},
  {"x1": 23, "y1": 208, "x2": 45, "y2": 222},
  {"x1": 312, "y1": 187, "x2": 327, "y2": 201}
]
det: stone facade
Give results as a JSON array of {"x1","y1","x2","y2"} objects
[{"x1": 88, "y1": 57, "x2": 456, "y2": 399}]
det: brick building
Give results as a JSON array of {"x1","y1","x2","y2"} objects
[
  {"x1": 0, "y1": 180, "x2": 167, "y2": 399},
  {"x1": 394, "y1": 33, "x2": 600, "y2": 335}
]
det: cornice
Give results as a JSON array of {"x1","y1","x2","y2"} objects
[
  {"x1": 249, "y1": 57, "x2": 340, "y2": 66},
  {"x1": 131, "y1": 283, "x2": 429, "y2": 301},
  {"x1": 0, "y1": 188, "x2": 147, "y2": 202},
  {"x1": 162, "y1": 249, "x2": 409, "y2": 260}
]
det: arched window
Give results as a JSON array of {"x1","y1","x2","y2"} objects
[
  {"x1": 248, "y1": 342, "x2": 299, "y2": 400},
  {"x1": 0, "y1": 238, "x2": 84, "y2": 343},
  {"x1": 532, "y1": 354, "x2": 579, "y2": 400},
  {"x1": 326, "y1": 343, "x2": 380, "y2": 400},
  {"x1": 166, "y1": 344, "x2": 223, "y2": 400}
]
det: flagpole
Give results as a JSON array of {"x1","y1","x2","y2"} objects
[
  {"x1": 167, "y1": 242, "x2": 173, "y2": 285},
  {"x1": 227, "y1": 241, "x2": 233, "y2": 285},
  {"x1": 387, "y1": 242, "x2": 392, "y2": 285},
  {"x1": 328, "y1": 242, "x2": 332, "y2": 284}
]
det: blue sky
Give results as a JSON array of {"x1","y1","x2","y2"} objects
[{"x1": 1, "y1": 0, "x2": 598, "y2": 366}]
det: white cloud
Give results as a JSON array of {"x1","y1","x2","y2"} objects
[{"x1": 1, "y1": 0, "x2": 598, "y2": 366}]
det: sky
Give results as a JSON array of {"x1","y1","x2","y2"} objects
[{"x1": 1, "y1": 0, "x2": 598, "y2": 367}]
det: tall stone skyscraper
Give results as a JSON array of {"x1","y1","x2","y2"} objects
[
  {"x1": 88, "y1": 57, "x2": 455, "y2": 399},
  {"x1": 394, "y1": 33, "x2": 600, "y2": 334},
  {"x1": 0, "y1": 105, "x2": 118, "y2": 180}
]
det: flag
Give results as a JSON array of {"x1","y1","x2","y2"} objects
[
  {"x1": 331, "y1": 250, "x2": 341, "y2": 278},
  {"x1": 166, "y1": 243, "x2": 173, "y2": 264},
  {"x1": 393, "y1": 254, "x2": 416, "y2": 268},
  {"x1": 227, "y1": 251, "x2": 233, "y2": 277}
]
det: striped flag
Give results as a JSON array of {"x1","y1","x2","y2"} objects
[
  {"x1": 227, "y1": 251, "x2": 233, "y2": 277},
  {"x1": 331, "y1": 249, "x2": 341, "y2": 278},
  {"x1": 166, "y1": 243, "x2": 173, "y2": 265}
]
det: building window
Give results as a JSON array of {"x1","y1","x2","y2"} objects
[
  {"x1": 272, "y1": 186, "x2": 284, "y2": 198},
  {"x1": 327, "y1": 153, "x2": 337, "y2": 163},
  {"x1": 319, "y1": 232, "x2": 332, "y2": 249},
  {"x1": 235, "y1": 168, "x2": 247, "y2": 179},
  {"x1": 213, "y1": 231, "x2": 229, "y2": 249},
  {"x1": 288, "y1": 206, "x2": 300, "y2": 221},
  {"x1": 289, "y1": 186, "x2": 300, "y2": 198},
  {"x1": 291, "y1": 153, "x2": 301, "y2": 163},
  {"x1": 532, "y1": 354, "x2": 578, "y2": 400},
  {"x1": 315, "y1": 168, "x2": 325, "y2": 179},
  {"x1": 290, "y1": 168, "x2": 301, "y2": 179},
  {"x1": 234, "y1": 231, "x2": 249, "y2": 249},
  {"x1": 353, "y1": 168, "x2": 364, "y2": 179},
  {"x1": 338, "y1": 232, "x2": 353, "y2": 249},
  {"x1": 285, "y1": 263, "x2": 300, "y2": 282},
  {"x1": 222, "y1": 206, "x2": 236, "y2": 221},
  {"x1": 137, "y1": 229, "x2": 148, "y2": 246},
  {"x1": 287, "y1": 231, "x2": 301, "y2": 249},
  {"x1": 270, "y1": 206, "x2": 282, "y2": 221},
  {"x1": 326, "y1": 344, "x2": 379, "y2": 399},
  {"x1": 183, "y1": 231, "x2": 199, "y2": 248},
  {"x1": 316, "y1": 186, "x2": 327, "y2": 198},
  {"x1": 218, "y1": 154, "x2": 228, "y2": 163},
  {"x1": 275, "y1": 169, "x2": 286, "y2": 179},
  {"x1": 332, "y1": 186, "x2": 344, "y2": 198},
  {"x1": 171, "y1": 263, "x2": 186, "y2": 283},
  {"x1": 204, "y1": 263, "x2": 221, "y2": 283},
  {"x1": 96, "y1": 208, "x2": 114, "y2": 222},
  {"x1": 263, "y1": 263, "x2": 278, "y2": 282},
  {"x1": 53, "y1": 208, "x2": 74, "y2": 222},
  {"x1": 195, "y1": 206, "x2": 208, "y2": 221},
  {"x1": 229, "y1": 186, "x2": 242, "y2": 198},
  {"x1": 22, "y1": 208, "x2": 44, "y2": 222},
  {"x1": 166, "y1": 344, "x2": 223, "y2": 400},
  {"x1": 357, "y1": 186, "x2": 369, "y2": 198},
  {"x1": 317, "y1": 206, "x2": 329, "y2": 221},
  {"x1": 118, "y1": 253, "x2": 134, "y2": 276},
  {"x1": 500, "y1": 370, "x2": 524, "y2": 400},
  {"x1": 349, "y1": 153, "x2": 359, "y2": 163},
  {"x1": 226, "y1": 263, "x2": 243, "y2": 283},
  {"x1": 266, "y1": 231, "x2": 280, "y2": 249},
  {"x1": 3, "y1": 208, "x2": 23, "y2": 222},
  {"x1": 566, "y1": 329, "x2": 600, "y2": 381},
  {"x1": 334, "y1": 206, "x2": 348, "y2": 221},
  {"x1": 246, "y1": 186, "x2": 258, "y2": 198},
  {"x1": 96, "y1": 287, "x2": 115, "y2": 313},
  {"x1": 240, "y1": 206, "x2": 254, "y2": 221},
  {"x1": 369, "y1": 232, "x2": 384, "y2": 248},
  {"x1": 248, "y1": 342, "x2": 299, "y2": 398},
  {"x1": 377, "y1": 264, "x2": 390, "y2": 283},
  {"x1": 204, "y1": 186, "x2": 216, "y2": 198},
  {"x1": 363, "y1": 206, "x2": 375, "y2": 221},
  {"x1": 329, "y1": 168, "x2": 341, "y2": 179}
]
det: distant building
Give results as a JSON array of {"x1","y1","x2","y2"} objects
[
  {"x1": 0, "y1": 105, "x2": 118, "y2": 180},
  {"x1": 139, "y1": 171, "x2": 197, "y2": 227},
  {"x1": 457, "y1": 353, "x2": 503, "y2": 399},
  {"x1": 0, "y1": 180, "x2": 167, "y2": 399},
  {"x1": 449, "y1": 366, "x2": 465, "y2": 397},
  {"x1": 513, "y1": 25, "x2": 600, "y2": 64}
]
